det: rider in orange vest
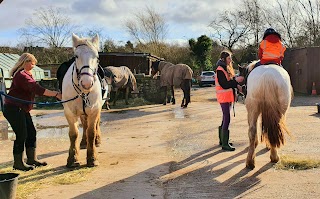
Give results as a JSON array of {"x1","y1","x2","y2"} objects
[
  {"x1": 258, "y1": 28, "x2": 286, "y2": 66},
  {"x1": 215, "y1": 50, "x2": 244, "y2": 151}
]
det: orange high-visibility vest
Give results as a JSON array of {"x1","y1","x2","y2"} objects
[
  {"x1": 260, "y1": 40, "x2": 286, "y2": 64},
  {"x1": 215, "y1": 66, "x2": 234, "y2": 103}
]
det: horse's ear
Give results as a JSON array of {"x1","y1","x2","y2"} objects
[
  {"x1": 92, "y1": 34, "x2": 100, "y2": 51},
  {"x1": 72, "y1": 33, "x2": 80, "y2": 48}
]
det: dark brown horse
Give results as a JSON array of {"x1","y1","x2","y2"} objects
[{"x1": 151, "y1": 60, "x2": 193, "y2": 108}]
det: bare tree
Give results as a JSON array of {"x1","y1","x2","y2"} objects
[
  {"x1": 265, "y1": 0, "x2": 300, "y2": 48},
  {"x1": 19, "y1": 6, "x2": 78, "y2": 47},
  {"x1": 209, "y1": 10, "x2": 251, "y2": 55},
  {"x1": 294, "y1": 0, "x2": 320, "y2": 46},
  {"x1": 240, "y1": 0, "x2": 266, "y2": 47},
  {"x1": 81, "y1": 27, "x2": 108, "y2": 51},
  {"x1": 125, "y1": 6, "x2": 168, "y2": 56}
]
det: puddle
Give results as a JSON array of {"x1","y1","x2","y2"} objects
[
  {"x1": 6, "y1": 127, "x2": 84, "y2": 140},
  {"x1": 172, "y1": 107, "x2": 195, "y2": 119},
  {"x1": 173, "y1": 107, "x2": 185, "y2": 119},
  {"x1": 37, "y1": 127, "x2": 83, "y2": 138}
]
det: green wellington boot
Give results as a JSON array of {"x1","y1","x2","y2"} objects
[
  {"x1": 219, "y1": 126, "x2": 232, "y2": 146},
  {"x1": 13, "y1": 153, "x2": 35, "y2": 171},
  {"x1": 219, "y1": 126, "x2": 222, "y2": 145},
  {"x1": 26, "y1": 147, "x2": 47, "y2": 167},
  {"x1": 221, "y1": 129, "x2": 235, "y2": 151}
]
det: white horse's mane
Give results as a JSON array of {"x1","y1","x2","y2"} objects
[{"x1": 247, "y1": 60, "x2": 260, "y2": 72}]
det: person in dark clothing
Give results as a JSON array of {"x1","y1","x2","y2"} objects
[
  {"x1": 215, "y1": 50, "x2": 244, "y2": 151},
  {"x1": 56, "y1": 57, "x2": 75, "y2": 92},
  {"x1": 3, "y1": 53, "x2": 62, "y2": 171}
]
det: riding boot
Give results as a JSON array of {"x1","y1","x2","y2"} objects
[
  {"x1": 219, "y1": 126, "x2": 232, "y2": 146},
  {"x1": 219, "y1": 126, "x2": 222, "y2": 145},
  {"x1": 221, "y1": 129, "x2": 235, "y2": 151},
  {"x1": 13, "y1": 153, "x2": 34, "y2": 171},
  {"x1": 26, "y1": 147, "x2": 47, "y2": 167}
]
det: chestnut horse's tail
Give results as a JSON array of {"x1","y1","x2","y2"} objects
[{"x1": 260, "y1": 73, "x2": 290, "y2": 148}]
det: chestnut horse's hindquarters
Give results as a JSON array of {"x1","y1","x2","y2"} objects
[{"x1": 245, "y1": 64, "x2": 292, "y2": 169}]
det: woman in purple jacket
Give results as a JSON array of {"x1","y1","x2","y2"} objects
[{"x1": 3, "y1": 53, "x2": 62, "y2": 171}]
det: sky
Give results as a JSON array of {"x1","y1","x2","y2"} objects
[{"x1": 0, "y1": 0, "x2": 241, "y2": 47}]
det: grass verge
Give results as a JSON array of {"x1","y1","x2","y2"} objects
[
  {"x1": 274, "y1": 155, "x2": 320, "y2": 170},
  {"x1": 0, "y1": 163, "x2": 94, "y2": 199}
]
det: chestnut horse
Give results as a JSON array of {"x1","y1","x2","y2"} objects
[
  {"x1": 62, "y1": 33, "x2": 106, "y2": 167},
  {"x1": 240, "y1": 61, "x2": 293, "y2": 169}
]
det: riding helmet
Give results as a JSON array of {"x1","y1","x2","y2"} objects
[{"x1": 263, "y1": 28, "x2": 281, "y2": 40}]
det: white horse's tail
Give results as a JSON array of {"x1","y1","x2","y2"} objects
[{"x1": 260, "y1": 74, "x2": 290, "y2": 148}]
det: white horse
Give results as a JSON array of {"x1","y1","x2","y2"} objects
[
  {"x1": 62, "y1": 33, "x2": 106, "y2": 167},
  {"x1": 242, "y1": 61, "x2": 293, "y2": 170}
]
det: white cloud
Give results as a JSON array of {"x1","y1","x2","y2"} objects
[{"x1": 0, "y1": 0, "x2": 240, "y2": 46}]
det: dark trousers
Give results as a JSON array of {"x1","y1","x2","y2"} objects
[
  {"x1": 3, "y1": 105, "x2": 37, "y2": 154},
  {"x1": 220, "y1": 102, "x2": 231, "y2": 130}
]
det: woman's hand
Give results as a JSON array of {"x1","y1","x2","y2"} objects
[
  {"x1": 235, "y1": 76, "x2": 244, "y2": 83},
  {"x1": 55, "y1": 92, "x2": 62, "y2": 100}
]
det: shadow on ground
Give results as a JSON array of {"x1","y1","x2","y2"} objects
[{"x1": 73, "y1": 146, "x2": 271, "y2": 199}]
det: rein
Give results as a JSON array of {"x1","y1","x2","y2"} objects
[{"x1": 239, "y1": 67, "x2": 251, "y2": 98}]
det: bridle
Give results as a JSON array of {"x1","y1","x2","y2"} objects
[
  {"x1": 71, "y1": 43, "x2": 99, "y2": 115},
  {"x1": 238, "y1": 66, "x2": 250, "y2": 98}
]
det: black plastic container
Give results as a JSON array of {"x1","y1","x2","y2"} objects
[{"x1": 0, "y1": 173, "x2": 19, "y2": 199}]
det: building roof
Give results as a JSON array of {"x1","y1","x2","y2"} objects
[{"x1": 0, "y1": 53, "x2": 44, "y2": 73}]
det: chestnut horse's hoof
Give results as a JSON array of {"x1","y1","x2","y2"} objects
[
  {"x1": 246, "y1": 157, "x2": 255, "y2": 170},
  {"x1": 270, "y1": 155, "x2": 279, "y2": 163},
  {"x1": 66, "y1": 161, "x2": 81, "y2": 168},
  {"x1": 87, "y1": 159, "x2": 99, "y2": 167},
  {"x1": 246, "y1": 162, "x2": 255, "y2": 170}
]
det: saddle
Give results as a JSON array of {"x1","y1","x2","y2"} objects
[{"x1": 254, "y1": 61, "x2": 281, "y2": 70}]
